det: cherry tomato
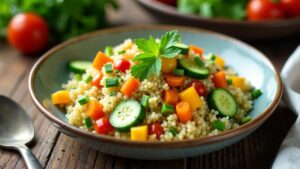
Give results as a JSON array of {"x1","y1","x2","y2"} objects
[
  {"x1": 7, "y1": 13, "x2": 49, "y2": 54},
  {"x1": 189, "y1": 80, "x2": 207, "y2": 96},
  {"x1": 114, "y1": 59, "x2": 131, "y2": 73},
  {"x1": 157, "y1": 0, "x2": 177, "y2": 6},
  {"x1": 94, "y1": 117, "x2": 114, "y2": 134},
  {"x1": 92, "y1": 72, "x2": 103, "y2": 88},
  {"x1": 247, "y1": 0, "x2": 285, "y2": 21},
  {"x1": 280, "y1": 0, "x2": 300, "y2": 17},
  {"x1": 148, "y1": 122, "x2": 164, "y2": 138}
]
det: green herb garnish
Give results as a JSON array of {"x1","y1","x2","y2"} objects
[{"x1": 130, "y1": 31, "x2": 181, "y2": 81}]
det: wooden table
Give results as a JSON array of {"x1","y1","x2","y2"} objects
[{"x1": 0, "y1": 1, "x2": 299, "y2": 169}]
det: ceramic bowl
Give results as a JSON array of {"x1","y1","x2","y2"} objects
[
  {"x1": 137, "y1": 0, "x2": 300, "y2": 40},
  {"x1": 29, "y1": 25, "x2": 281, "y2": 159}
]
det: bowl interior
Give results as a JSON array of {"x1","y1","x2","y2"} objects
[{"x1": 31, "y1": 27, "x2": 279, "y2": 130}]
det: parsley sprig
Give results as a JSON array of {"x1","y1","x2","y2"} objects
[{"x1": 130, "y1": 30, "x2": 181, "y2": 81}]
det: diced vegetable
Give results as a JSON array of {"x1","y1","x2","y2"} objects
[
  {"x1": 208, "y1": 54, "x2": 217, "y2": 60},
  {"x1": 173, "y1": 68, "x2": 184, "y2": 76},
  {"x1": 161, "y1": 57, "x2": 177, "y2": 73},
  {"x1": 194, "y1": 57, "x2": 204, "y2": 67},
  {"x1": 120, "y1": 76, "x2": 140, "y2": 97},
  {"x1": 148, "y1": 122, "x2": 164, "y2": 138},
  {"x1": 105, "y1": 46, "x2": 114, "y2": 56},
  {"x1": 208, "y1": 89, "x2": 238, "y2": 117},
  {"x1": 212, "y1": 71, "x2": 228, "y2": 88},
  {"x1": 87, "y1": 100, "x2": 104, "y2": 120},
  {"x1": 122, "y1": 54, "x2": 134, "y2": 60},
  {"x1": 241, "y1": 116, "x2": 252, "y2": 124},
  {"x1": 178, "y1": 58, "x2": 209, "y2": 79},
  {"x1": 230, "y1": 76, "x2": 248, "y2": 91},
  {"x1": 105, "y1": 77, "x2": 119, "y2": 88},
  {"x1": 140, "y1": 95, "x2": 150, "y2": 108},
  {"x1": 251, "y1": 89, "x2": 262, "y2": 99},
  {"x1": 165, "y1": 74, "x2": 185, "y2": 87},
  {"x1": 189, "y1": 80, "x2": 207, "y2": 96},
  {"x1": 179, "y1": 86, "x2": 203, "y2": 110},
  {"x1": 164, "y1": 89, "x2": 179, "y2": 106},
  {"x1": 51, "y1": 90, "x2": 71, "y2": 105},
  {"x1": 169, "y1": 127, "x2": 178, "y2": 136},
  {"x1": 77, "y1": 95, "x2": 89, "y2": 105},
  {"x1": 75, "y1": 74, "x2": 82, "y2": 81},
  {"x1": 114, "y1": 59, "x2": 131, "y2": 73},
  {"x1": 84, "y1": 75, "x2": 92, "y2": 83},
  {"x1": 83, "y1": 117, "x2": 93, "y2": 129},
  {"x1": 110, "y1": 100, "x2": 145, "y2": 132},
  {"x1": 189, "y1": 45, "x2": 204, "y2": 58},
  {"x1": 212, "y1": 120, "x2": 225, "y2": 131},
  {"x1": 215, "y1": 56, "x2": 225, "y2": 68},
  {"x1": 227, "y1": 79, "x2": 233, "y2": 85},
  {"x1": 94, "y1": 117, "x2": 114, "y2": 134},
  {"x1": 174, "y1": 43, "x2": 189, "y2": 54},
  {"x1": 176, "y1": 101, "x2": 192, "y2": 123},
  {"x1": 104, "y1": 63, "x2": 113, "y2": 73},
  {"x1": 118, "y1": 50, "x2": 125, "y2": 54},
  {"x1": 130, "y1": 125, "x2": 148, "y2": 141},
  {"x1": 161, "y1": 103, "x2": 175, "y2": 115},
  {"x1": 69, "y1": 60, "x2": 92, "y2": 74},
  {"x1": 92, "y1": 51, "x2": 113, "y2": 71},
  {"x1": 92, "y1": 72, "x2": 103, "y2": 88}
]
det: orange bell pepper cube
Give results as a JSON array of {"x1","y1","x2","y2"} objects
[
  {"x1": 189, "y1": 45, "x2": 204, "y2": 59},
  {"x1": 176, "y1": 101, "x2": 192, "y2": 123},
  {"x1": 51, "y1": 90, "x2": 71, "y2": 105},
  {"x1": 92, "y1": 72, "x2": 103, "y2": 88},
  {"x1": 165, "y1": 74, "x2": 185, "y2": 87},
  {"x1": 164, "y1": 89, "x2": 179, "y2": 106},
  {"x1": 87, "y1": 100, "x2": 105, "y2": 120},
  {"x1": 212, "y1": 71, "x2": 228, "y2": 88},
  {"x1": 92, "y1": 51, "x2": 113, "y2": 71},
  {"x1": 121, "y1": 76, "x2": 140, "y2": 97}
]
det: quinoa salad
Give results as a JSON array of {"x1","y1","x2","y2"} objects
[{"x1": 51, "y1": 31, "x2": 262, "y2": 142}]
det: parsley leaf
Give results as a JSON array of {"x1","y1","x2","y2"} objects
[{"x1": 130, "y1": 31, "x2": 181, "y2": 81}]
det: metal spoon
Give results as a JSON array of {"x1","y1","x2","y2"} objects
[{"x1": 0, "y1": 95, "x2": 42, "y2": 169}]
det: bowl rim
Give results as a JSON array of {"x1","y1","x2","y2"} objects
[
  {"x1": 137, "y1": 0, "x2": 300, "y2": 26},
  {"x1": 29, "y1": 24, "x2": 282, "y2": 149}
]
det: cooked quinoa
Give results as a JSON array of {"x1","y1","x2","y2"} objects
[{"x1": 51, "y1": 31, "x2": 260, "y2": 142}]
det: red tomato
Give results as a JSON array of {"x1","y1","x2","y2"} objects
[
  {"x1": 157, "y1": 0, "x2": 177, "y2": 6},
  {"x1": 7, "y1": 13, "x2": 49, "y2": 54},
  {"x1": 247, "y1": 0, "x2": 285, "y2": 21},
  {"x1": 92, "y1": 72, "x2": 103, "y2": 88},
  {"x1": 148, "y1": 122, "x2": 164, "y2": 138},
  {"x1": 94, "y1": 117, "x2": 114, "y2": 134},
  {"x1": 189, "y1": 80, "x2": 207, "y2": 96},
  {"x1": 114, "y1": 59, "x2": 131, "y2": 73},
  {"x1": 280, "y1": 0, "x2": 300, "y2": 17}
]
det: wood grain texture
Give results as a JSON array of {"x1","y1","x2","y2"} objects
[{"x1": 0, "y1": 0, "x2": 300, "y2": 168}]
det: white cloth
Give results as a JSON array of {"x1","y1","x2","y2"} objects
[{"x1": 272, "y1": 45, "x2": 300, "y2": 169}]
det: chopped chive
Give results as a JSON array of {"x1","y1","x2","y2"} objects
[
  {"x1": 251, "y1": 89, "x2": 262, "y2": 99},
  {"x1": 105, "y1": 46, "x2": 114, "y2": 56},
  {"x1": 109, "y1": 91, "x2": 117, "y2": 96},
  {"x1": 118, "y1": 50, "x2": 125, "y2": 54},
  {"x1": 104, "y1": 63, "x2": 113, "y2": 73},
  {"x1": 212, "y1": 120, "x2": 225, "y2": 131},
  {"x1": 78, "y1": 95, "x2": 89, "y2": 105},
  {"x1": 194, "y1": 57, "x2": 204, "y2": 67},
  {"x1": 140, "y1": 95, "x2": 150, "y2": 108},
  {"x1": 227, "y1": 79, "x2": 233, "y2": 85},
  {"x1": 241, "y1": 116, "x2": 252, "y2": 124},
  {"x1": 83, "y1": 117, "x2": 93, "y2": 129},
  {"x1": 169, "y1": 127, "x2": 178, "y2": 136},
  {"x1": 161, "y1": 103, "x2": 175, "y2": 115},
  {"x1": 105, "y1": 77, "x2": 119, "y2": 88},
  {"x1": 84, "y1": 75, "x2": 92, "y2": 83},
  {"x1": 75, "y1": 74, "x2": 82, "y2": 81},
  {"x1": 173, "y1": 69, "x2": 184, "y2": 76}
]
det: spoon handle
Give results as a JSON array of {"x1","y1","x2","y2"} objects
[{"x1": 16, "y1": 145, "x2": 43, "y2": 169}]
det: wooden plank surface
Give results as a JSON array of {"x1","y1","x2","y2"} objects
[{"x1": 0, "y1": 1, "x2": 300, "y2": 169}]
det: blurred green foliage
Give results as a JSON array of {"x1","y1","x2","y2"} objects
[
  {"x1": 0, "y1": 0, "x2": 118, "y2": 43},
  {"x1": 178, "y1": 0, "x2": 248, "y2": 20}
]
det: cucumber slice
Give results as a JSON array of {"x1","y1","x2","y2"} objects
[
  {"x1": 178, "y1": 58, "x2": 209, "y2": 79},
  {"x1": 174, "y1": 43, "x2": 189, "y2": 54},
  {"x1": 109, "y1": 100, "x2": 145, "y2": 132},
  {"x1": 208, "y1": 89, "x2": 238, "y2": 117},
  {"x1": 69, "y1": 61, "x2": 92, "y2": 74}
]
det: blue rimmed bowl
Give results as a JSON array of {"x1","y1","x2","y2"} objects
[{"x1": 29, "y1": 25, "x2": 282, "y2": 159}]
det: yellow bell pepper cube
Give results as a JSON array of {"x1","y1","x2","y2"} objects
[
  {"x1": 179, "y1": 86, "x2": 202, "y2": 110},
  {"x1": 161, "y1": 57, "x2": 177, "y2": 73},
  {"x1": 51, "y1": 90, "x2": 71, "y2": 105},
  {"x1": 130, "y1": 125, "x2": 148, "y2": 141},
  {"x1": 215, "y1": 56, "x2": 225, "y2": 68},
  {"x1": 230, "y1": 76, "x2": 248, "y2": 91}
]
